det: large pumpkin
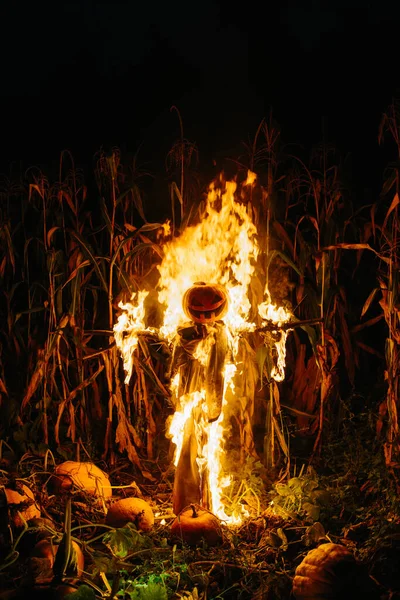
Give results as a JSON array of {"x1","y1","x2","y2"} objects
[
  {"x1": 170, "y1": 504, "x2": 222, "y2": 547},
  {"x1": 292, "y1": 543, "x2": 367, "y2": 599},
  {"x1": 52, "y1": 461, "x2": 112, "y2": 500},
  {"x1": 182, "y1": 283, "x2": 228, "y2": 324}
]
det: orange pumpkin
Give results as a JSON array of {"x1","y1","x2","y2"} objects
[
  {"x1": 182, "y1": 283, "x2": 229, "y2": 323},
  {"x1": 52, "y1": 461, "x2": 112, "y2": 500},
  {"x1": 170, "y1": 504, "x2": 222, "y2": 547},
  {"x1": 292, "y1": 543, "x2": 365, "y2": 599},
  {"x1": 106, "y1": 497, "x2": 154, "y2": 532},
  {"x1": 5, "y1": 484, "x2": 41, "y2": 527}
]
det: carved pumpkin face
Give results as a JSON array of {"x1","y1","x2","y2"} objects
[{"x1": 182, "y1": 282, "x2": 229, "y2": 323}]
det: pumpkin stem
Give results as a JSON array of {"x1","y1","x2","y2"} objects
[{"x1": 190, "y1": 504, "x2": 198, "y2": 518}]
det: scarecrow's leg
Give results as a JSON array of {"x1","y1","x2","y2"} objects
[{"x1": 172, "y1": 414, "x2": 201, "y2": 515}]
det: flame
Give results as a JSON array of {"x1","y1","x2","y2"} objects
[
  {"x1": 169, "y1": 390, "x2": 205, "y2": 467},
  {"x1": 114, "y1": 171, "x2": 293, "y2": 524},
  {"x1": 244, "y1": 170, "x2": 257, "y2": 186},
  {"x1": 259, "y1": 289, "x2": 292, "y2": 382},
  {"x1": 113, "y1": 291, "x2": 155, "y2": 383},
  {"x1": 203, "y1": 361, "x2": 240, "y2": 523},
  {"x1": 157, "y1": 178, "x2": 258, "y2": 341},
  {"x1": 193, "y1": 335, "x2": 215, "y2": 367}
]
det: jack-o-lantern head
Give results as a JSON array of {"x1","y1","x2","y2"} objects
[{"x1": 182, "y1": 282, "x2": 229, "y2": 323}]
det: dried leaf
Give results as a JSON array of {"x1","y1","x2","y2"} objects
[
  {"x1": 351, "y1": 314, "x2": 384, "y2": 333},
  {"x1": 355, "y1": 341, "x2": 384, "y2": 359},
  {"x1": 61, "y1": 190, "x2": 77, "y2": 215},
  {"x1": 277, "y1": 527, "x2": 288, "y2": 551},
  {"x1": 321, "y1": 243, "x2": 390, "y2": 264},
  {"x1": 47, "y1": 226, "x2": 60, "y2": 247},
  {"x1": 21, "y1": 363, "x2": 45, "y2": 413},
  {"x1": 273, "y1": 220, "x2": 295, "y2": 258},
  {"x1": 383, "y1": 192, "x2": 400, "y2": 230},
  {"x1": 361, "y1": 288, "x2": 380, "y2": 318}
]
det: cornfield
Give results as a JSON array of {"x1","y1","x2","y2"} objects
[{"x1": 0, "y1": 105, "x2": 399, "y2": 599}]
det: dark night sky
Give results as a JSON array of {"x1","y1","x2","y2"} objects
[{"x1": 1, "y1": 1, "x2": 400, "y2": 181}]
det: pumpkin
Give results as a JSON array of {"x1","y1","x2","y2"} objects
[
  {"x1": 106, "y1": 497, "x2": 154, "y2": 532},
  {"x1": 52, "y1": 461, "x2": 112, "y2": 500},
  {"x1": 182, "y1": 282, "x2": 229, "y2": 323},
  {"x1": 5, "y1": 484, "x2": 41, "y2": 527},
  {"x1": 292, "y1": 543, "x2": 366, "y2": 599},
  {"x1": 170, "y1": 504, "x2": 222, "y2": 547},
  {"x1": 31, "y1": 538, "x2": 84, "y2": 577}
]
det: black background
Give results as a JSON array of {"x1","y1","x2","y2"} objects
[{"x1": 1, "y1": 0, "x2": 400, "y2": 188}]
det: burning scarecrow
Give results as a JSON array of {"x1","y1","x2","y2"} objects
[{"x1": 114, "y1": 173, "x2": 296, "y2": 522}]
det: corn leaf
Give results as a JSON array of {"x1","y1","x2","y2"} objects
[
  {"x1": 69, "y1": 230, "x2": 108, "y2": 293},
  {"x1": 361, "y1": 288, "x2": 380, "y2": 318},
  {"x1": 383, "y1": 192, "x2": 400, "y2": 230},
  {"x1": 321, "y1": 243, "x2": 391, "y2": 264},
  {"x1": 265, "y1": 249, "x2": 302, "y2": 276}
]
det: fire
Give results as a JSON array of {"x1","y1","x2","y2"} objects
[
  {"x1": 113, "y1": 291, "x2": 155, "y2": 383},
  {"x1": 204, "y1": 361, "x2": 239, "y2": 523},
  {"x1": 259, "y1": 290, "x2": 292, "y2": 382},
  {"x1": 114, "y1": 171, "x2": 292, "y2": 524},
  {"x1": 157, "y1": 178, "x2": 259, "y2": 341},
  {"x1": 169, "y1": 390, "x2": 205, "y2": 467}
]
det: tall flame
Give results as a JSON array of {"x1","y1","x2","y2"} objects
[
  {"x1": 157, "y1": 178, "x2": 258, "y2": 340},
  {"x1": 114, "y1": 172, "x2": 292, "y2": 523}
]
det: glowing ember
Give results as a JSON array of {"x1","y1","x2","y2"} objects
[{"x1": 113, "y1": 171, "x2": 293, "y2": 524}]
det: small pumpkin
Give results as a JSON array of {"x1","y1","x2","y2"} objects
[
  {"x1": 106, "y1": 497, "x2": 154, "y2": 532},
  {"x1": 52, "y1": 461, "x2": 112, "y2": 500},
  {"x1": 182, "y1": 282, "x2": 229, "y2": 323},
  {"x1": 292, "y1": 543, "x2": 365, "y2": 599},
  {"x1": 5, "y1": 484, "x2": 41, "y2": 528},
  {"x1": 170, "y1": 504, "x2": 222, "y2": 547}
]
